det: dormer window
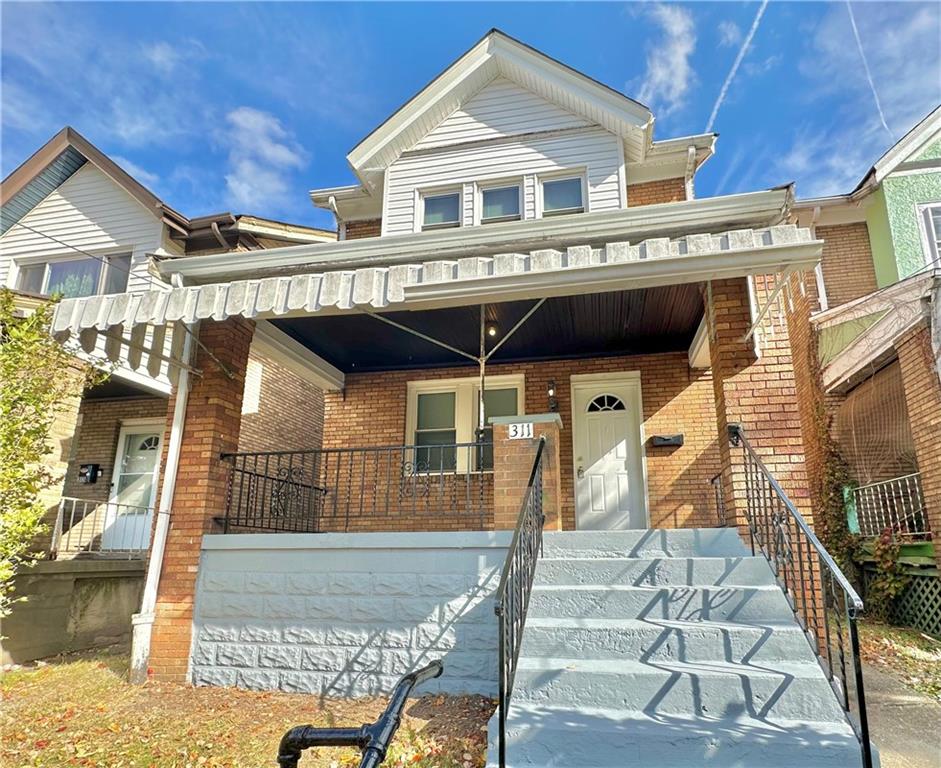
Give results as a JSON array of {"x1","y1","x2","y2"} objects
[
  {"x1": 481, "y1": 184, "x2": 521, "y2": 224},
  {"x1": 421, "y1": 191, "x2": 461, "y2": 231},
  {"x1": 542, "y1": 176, "x2": 585, "y2": 217}
]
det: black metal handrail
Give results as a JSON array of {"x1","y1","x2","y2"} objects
[
  {"x1": 275, "y1": 660, "x2": 443, "y2": 768},
  {"x1": 493, "y1": 436, "x2": 546, "y2": 768},
  {"x1": 729, "y1": 424, "x2": 872, "y2": 768},
  {"x1": 221, "y1": 441, "x2": 493, "y2": 533}
]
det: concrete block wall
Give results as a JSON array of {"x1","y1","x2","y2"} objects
[{"x1": 190, "y1": 531, "x2": 509, "y2": 696}]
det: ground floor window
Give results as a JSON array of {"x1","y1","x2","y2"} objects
[{"x1": 406, "y1": 374, "x2": 525, "y2": 470}]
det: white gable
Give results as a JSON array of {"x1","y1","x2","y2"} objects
[
  {"x1": 0, "y1": 163, "x2": 164, "y2": 292},
  {"x1": 412, "y1": 77, "x2": 595, "y2": 151}
]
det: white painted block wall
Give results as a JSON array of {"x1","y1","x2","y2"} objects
[{"x1": 190, "y1": 532, "x2": 510, "y2": 697}]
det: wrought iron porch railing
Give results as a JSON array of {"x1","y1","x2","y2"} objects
[
  {"x1": 220, "y1": 442, "x2": 494, "y2": 533},
  {"x1": 710, "y1": 472, "x2": 726, "y2": 526},
  {"x1": 729, "y1": 424, "x2": 873, "y2": 768},
  {"x1": 853, "y1": 472, "x2": 928, "y2": 538},
  {"x1": 51, "y1": 497, "x2": 152, "y2": 558},
  {"x1": 493, "y1": 436, "x2": 546, "y2": 768}
]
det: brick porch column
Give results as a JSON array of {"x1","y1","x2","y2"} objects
[
  {"x1": 492, "y1": 414, "x2": 563, "y2": 531},
  {"x1": 706, "y1": 277, "x2": 814, "y2": 531},
  {"x1": 149, "y1": 317, "x2": 254, "y2": 682},
  {"x1": 896, "y1": 321, "x2": 941, "y2": 568}
]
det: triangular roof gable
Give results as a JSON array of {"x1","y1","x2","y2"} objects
[
  {"x1": 347, "y1": 29, "x2": 652, "y2": 190},
  {"x1": 0, "y1": 127, "x2": 189, "y2": 237},
  {"x1": 854, "y1": 104, "x2": 941, "y2": 191}
]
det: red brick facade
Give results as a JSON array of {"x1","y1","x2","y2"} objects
[
  {"x1": 492, "y1": 419, "x2": 563, "y2": 531},
  {"x1": 323, "y1": 352, "x2": 722, "y2": 532},
  {"x1": 627, "y1": 178, "x2": 686, "y2": 207},
  {"x1": 343, "y1": 219, "x2": 382, "y2": 240},
  {"x1": 817, "y1": 223, "x2": 878, "y2": 308},
  {"x1": 149, "y1": 318, "x2": 254, "y2": 682},
  {"x1": 896, "y1": 322, "x2": 941, "y2": 567}
]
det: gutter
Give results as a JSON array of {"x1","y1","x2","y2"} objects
[{"x1": 158, "y1": 188, "x2": 793, "y2": 284}]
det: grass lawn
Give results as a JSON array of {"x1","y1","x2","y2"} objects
[
  {"x1": 1, "y1": 648, "x2": 494, "y2": 768},
  {"x1": 858, "y1": 619, "x2": 941, "y2": 702}
]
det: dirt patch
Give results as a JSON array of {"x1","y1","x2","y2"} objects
[{"x1": 1, "y1": 649, "x2": 494, "y2": 767}]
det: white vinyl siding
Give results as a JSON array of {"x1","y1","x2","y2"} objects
[
  {"x1": 412, "y1": 78, "x2": 593, "y2": 151},
  {"x1": 385, "y1": 127, "x2": 622, "y2": 235},
  {"x1": 0, "y1": 164, "x2": 164, "y2": 293}
]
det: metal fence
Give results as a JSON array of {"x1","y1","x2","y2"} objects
[
  {"x1": 221, "y1": 442, "x2": 494, "y2": 533},
  {"x1": 51, "y1": 497, "x2": 152, "y2": 558},
  {"x1": 853, "y1": 472, "x2": 928, "y2": 538},
  {"x1": 730, "y1": 424, "x2": 873, "y2": 768}
]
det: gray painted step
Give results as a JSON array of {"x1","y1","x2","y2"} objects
[
  {"x1": 527, "y1": 584, "x2": 794, "y2": 623},
  {"x1": 542, "y1": 528, "x2": 750, "y2": 559},
  {"x1": 512, "y1": 657, "x2": 848, "y2": 722},
  {"x1": 519, "y1": 618, "x2": 818, "y2": 664},
  {"x1": 534, "y1": 556, "x2": 776, "y2": 587},
  {"x1": 487, "y1": 705, "x2": 866, "y2": 768}
]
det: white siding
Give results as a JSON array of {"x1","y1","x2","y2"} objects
[
  {"x1": 0, "y1": 163, "x2": 175, "y2": 394},
  {"x1": 0, "y1": 164, "x2": 164, "y2": 293},
  {"x1": 385, "y1": 127, "x2": 623, "y2": 235},
  {"x1": 412, "y1": 77, "x2": 592, "y2": 151}
]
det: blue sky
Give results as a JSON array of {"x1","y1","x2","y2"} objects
[{"x1": 2, "y1": 2, "x2": 939, "y2": 230}]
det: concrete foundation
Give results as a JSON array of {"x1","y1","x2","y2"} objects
[{"x1": 1, "y1": 559, "x2": 145, "y2": 665}]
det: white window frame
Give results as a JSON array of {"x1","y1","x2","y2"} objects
[
  {"x1": 405, "y1": 374, "x2": 525, "y2": 471},
  {"x1": 418, "y1": 187, "x2": 463, "y2": 232},
  {"x1": 537, "y1": 170, "x2": 588, "y2": 218},
  {"x1": 917, "y1": 202, "x2": 941, "y2": 267},
  {"x1": 12, "y1": 249, "x2": 132, "y2": 297},
  {"x1": 477, "y1": 179, "x2": 523, "y2": 225}
]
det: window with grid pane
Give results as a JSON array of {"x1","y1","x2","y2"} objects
[{"x1": 415, "y1": 391, "x2": 457, "y2": 469}]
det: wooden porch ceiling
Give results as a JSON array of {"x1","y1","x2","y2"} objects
[{"x1": 272, "y1": 284, "x2": 703, "y2": 373}]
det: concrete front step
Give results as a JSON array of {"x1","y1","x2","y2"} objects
[
  {"x1": 512, "y1": 657, "x2": 848, "y2": 723},
  {"x1": 519, "y1": 617, "x2": 818, "y2": 664},
  {"x1": 487, "y1": 705, "x2": 867, "y2": 768},
  {"x1": 534, "y1": 556, "x2": 776, "y2": 588},
  {"x1": 527, "y1": 584, "x2": 794, "y2": 623},
  {"x1": 541, "y1": 528, "x2": 750, "y2": 559}
]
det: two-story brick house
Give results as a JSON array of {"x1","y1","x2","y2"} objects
[{"x1": 47, "y1": 31, "x2": 877, "y2": 768}]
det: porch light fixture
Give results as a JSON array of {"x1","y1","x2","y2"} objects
[
  {"x1": 485, "y1": 321, "x2": 499, "y2": 338},
  {"x1": 547, "y1": 380, "x2": 558, "y2": 412}
]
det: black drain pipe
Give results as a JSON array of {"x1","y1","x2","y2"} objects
[{"x1": 276, "y1": 660, "x2": 443, "y2": 768}]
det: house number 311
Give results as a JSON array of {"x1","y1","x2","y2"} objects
[{"x1": 508, "y1": 422, "x2": 534, "y2": 439}]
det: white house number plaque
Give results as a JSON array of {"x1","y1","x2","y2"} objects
[{"x1": 507, "y1": 422, "x2": 534, "y2": 440}]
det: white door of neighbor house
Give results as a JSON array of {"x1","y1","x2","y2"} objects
[
  {"x1": 101, "y1": 423, "x2": 162, "y2": 551},
  {"x1": 571, "y1": 374, "x2": 647, "y2": 530}
]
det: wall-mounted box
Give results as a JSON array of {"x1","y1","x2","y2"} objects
[{"x1": 651, "y1": 434, "x2": 684, "y2": 448}]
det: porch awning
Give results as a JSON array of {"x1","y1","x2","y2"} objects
[{"x1": 51, "y1": 224, "x2": 821, "y2": 369}]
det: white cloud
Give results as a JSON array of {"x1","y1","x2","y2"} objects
[
  {"x1": 718, "y1": 20, "x2": 742, "y2": 48},
  {"x1": 222, "y1": 107, "x2": 308, "y2": 211},
  {"x1": 111, "y1": 155, "x2": 160, "y2": 187},
  {"x1": 632, "y1": 4, "x2": 697, "y2": 116},
  {"x1": 781, "y1": 2, "x2": 941, "y2": 197}
]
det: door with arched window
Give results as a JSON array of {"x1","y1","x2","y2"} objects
[
  {"x1": 571, "y1": 373, "x2": 647, "y2": 530},
  {"x1": 102, "y1": 421, "x2": 163, "y2": 552}
]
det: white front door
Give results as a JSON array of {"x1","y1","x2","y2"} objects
[
  {"x1": 571, "y1": 374, "x2": 647, "y2": 530},
  {"x1": 101, "y1": 423, "x2": 162, "y2": 551}
]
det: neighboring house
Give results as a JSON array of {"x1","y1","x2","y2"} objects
[
  {"x1": 793, "y1": 107, "x2": 941, "y2": 564},
  {"x1": 46, "y1": 32, "x2": 876, "y2": 767},
  {"x1": 0, "y1": 127, "x2": 335, "y2": 663}
]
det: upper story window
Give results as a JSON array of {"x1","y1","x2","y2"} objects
[
  {"x1": 541, "y1": 176, "x2": 585, "y2": 217},
  {"x1": 481, "y1": 184, "x2": 521, "y2": 224},
  {"x1": 16, "y1": 253, "x2": 131, "y2": 298},
  {"x1": 421, "y1": 191, "x2": 461, "y2": 231},
  {"x1": 920, "y1": 204, "x2": 941, "y2": 265}
]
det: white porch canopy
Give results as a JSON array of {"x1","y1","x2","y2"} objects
[{"x1": 51, "y1": 223, "x2": 822, "y2": 381}]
